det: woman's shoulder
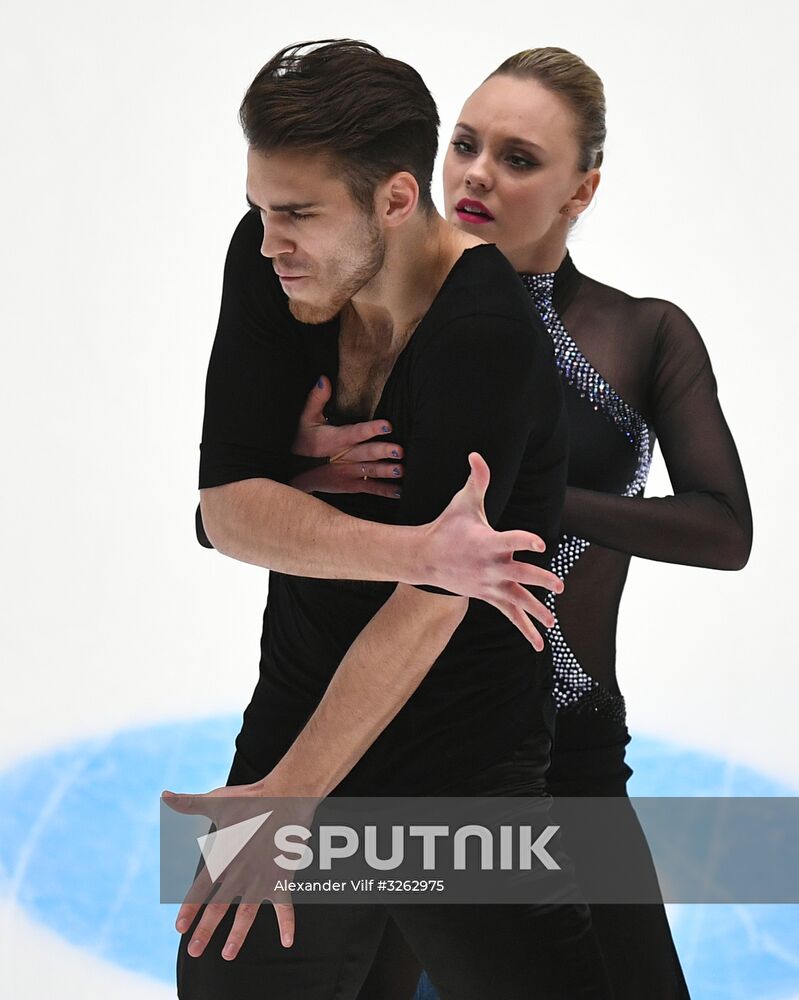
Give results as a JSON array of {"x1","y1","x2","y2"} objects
[
  {"x1": 574, "y1": 270, "x2": 706, "y2": 351},
  {"x1": 577, "y1": 271, "x2": 694, "y2": 325},
  {"x1": 574, "y1": 271, "x2": 715, "y2": 403}
]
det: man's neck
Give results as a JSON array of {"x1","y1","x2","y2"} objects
[{"x1": 346, "y1": 213, "x2": 483, "y2": 348}]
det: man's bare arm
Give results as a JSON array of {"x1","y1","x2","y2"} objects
[
  {"x1": 200, "y1": 478, "x2": 423, "y2": 583},
  {"x1": 267, "y1": 583, "x2": 470, "y2": 797},
  {"x1": 167, "y1": 583, "x2": 472, "y2": 956},
  {"x1": 200, "y1": 454, "x2": 561, "y2": 649}
]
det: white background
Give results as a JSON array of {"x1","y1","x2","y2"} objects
[{"x1": 1, "y1": 2, "x2": 797, "y2": 991}]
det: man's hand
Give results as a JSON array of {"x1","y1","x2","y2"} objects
[
  {"x1": 200, "y1": 455, "x2": 563, "y2": 651},
  {"x1": 163, "y1": 781, "x2": 319, "y2": 960},
  {"x1": 420, "y1": 452, "x2": 562, "y2": 651},
  {"x1": 290, "y1": 375, "x2": 404, "y2": 498}
]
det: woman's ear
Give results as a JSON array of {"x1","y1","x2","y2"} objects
[{"x1": 565, "y1": 169, "x2": 601, "y2": 218}]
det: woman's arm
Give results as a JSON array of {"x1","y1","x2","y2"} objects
[{"x1": 561, "y1": 302, "x2": 752, "y2": 569}]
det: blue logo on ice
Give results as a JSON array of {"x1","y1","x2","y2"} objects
[{"x1": 0, "y1": 717, "x2": 797, "y2": 998}]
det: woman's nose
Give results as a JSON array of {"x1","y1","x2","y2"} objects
[{"x1": 464, "y1": 160, "x2": 492, "y2": 191}]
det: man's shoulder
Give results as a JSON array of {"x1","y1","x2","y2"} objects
[
  {"x1": 435, "y1": 243, "x2": 540, "y2": 327},
  {"x1": 223, "y1": 210, "x2": 303, "y2": 340},
  {"x1": 419, "y1": 244, "x2": 545, "y2": 353}
]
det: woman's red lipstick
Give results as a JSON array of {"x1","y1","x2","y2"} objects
[{"x1": 455, "y1": 198, "x2": 495, "y2": 224}]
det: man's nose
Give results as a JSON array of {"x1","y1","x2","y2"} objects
[{"x1": 260, "y1": 219, "x2": 294, "y2": 259}]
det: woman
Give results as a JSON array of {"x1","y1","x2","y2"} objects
[
  {"x1": 439, "y1": 47, "x2": 753, "y2": 1000},
  {"x1": 290, "y1": 47, "x2": 751, "y2": 999}
]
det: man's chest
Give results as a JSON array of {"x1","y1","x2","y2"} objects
[
  {"x1": 334, "y1": 343, "x2": 403, "y2": 424},
  {"x1": 333, "y1": 309, "x2": 418, "y2": 424}
]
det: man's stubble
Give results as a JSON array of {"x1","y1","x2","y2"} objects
[{"x1": 288, "y1": 212, "x2": 386, "y2": 325}]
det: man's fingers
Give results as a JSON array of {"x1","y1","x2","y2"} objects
[
  {"x1": 175, "y1": 902, "x2": 202, "y2": 935},
  {"x1": 185, "y1": 902, "x2": 230, "y2": 958},
  {"x1": 500, "y1": 529, "x2": 547, "y2": 555},
  {"x1": 506, "y1": 560, "x2": 564, "y2": 595},
  {"x1": 465, "y1": 452, "x2": 490, "y2": 496},
  {"x1": 182, "y1": 866, "x2": 219, "y2": 907},
  {"x1": 511, "y1": 589, "x2": 555, "y2": 630},
  {"x1": 221, "y1": 903, "x2": 261, "y2": 960},
  {"x1": 273, "y1": 901, "x2": 296, "y2": 948},
  {"x1": 505, "y1": 581, "x2": 554, "y2": 630},
  {"x1": 161, "y1": 791, "x2": 229, "y2": 819},
  {"x1": 162, "y1": 791, "x2": 202, "y2": 814},
  {"x1": 500, "y1": 601, "x2": 545, "y2": 652}
]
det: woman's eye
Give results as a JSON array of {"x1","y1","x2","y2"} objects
[
  {"x1": 507, "y1": 155, "x2": 536, "y2": 169},
  {"x1": 291, "y1": 212, "x2": 313, "y2": 221},
  {"x1": 450, "y1": 139, "x2": 475, "y2": 154}
]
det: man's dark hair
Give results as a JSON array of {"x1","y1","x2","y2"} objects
[{"x1": 239, "y1": 40, "x2": 440, "y2": 214}]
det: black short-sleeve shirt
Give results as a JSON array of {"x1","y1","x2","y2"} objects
[{"x1": 200, "y1": 211, "x2": 568, "y2": 794}]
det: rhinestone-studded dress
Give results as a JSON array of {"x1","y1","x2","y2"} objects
[{"x1": 520, "y1": 261, "x2": 654, "y2": 727}]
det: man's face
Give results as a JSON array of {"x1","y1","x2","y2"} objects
[{"x1": 246, "y1": 148, "x2": 385, "y2": 324}]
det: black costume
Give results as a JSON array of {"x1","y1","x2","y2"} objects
[
  {"x1": 178, "y1": 211, "x2": 612, "y2": 999},
  {"x1": 526, "y1": 254, "x2": 750, "y2": 999},
  {"x1": 402, "y1": 254, "x2": 752, "y2": 1000}
]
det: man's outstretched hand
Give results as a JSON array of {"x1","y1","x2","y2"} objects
[
  {"x1": 163, "y1": 781, "x2": 319, "y2": 961},
  {"x1": 420, "y1": 452, "x2": 562, "y2": 651},
  {"x1": 283, "y1": 379, "x2": 563, "y2": 650}
]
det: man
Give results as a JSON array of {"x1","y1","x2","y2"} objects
[{"x1": 173, "y1": 39, "x2": 610, "y2": 1000}]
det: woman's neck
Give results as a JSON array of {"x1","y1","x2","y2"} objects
[{"x1": 507, "y1": 229, "x2": 569, "y2": 275}]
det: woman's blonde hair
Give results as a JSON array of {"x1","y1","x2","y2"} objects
[{"x1": 489, "y1": 47, "x2": 606, "y2": 171}]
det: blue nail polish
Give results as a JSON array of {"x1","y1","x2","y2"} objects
[
  {"x1": 391, "y1": 449, "x2": 399, "y2": 458},
  {"x1": 317, "y1": 378, "x2": 324, "y2": 388},
  {"x1": 392, "y1": 467, "x2": 400, "y2": 476},
  {"x1": 394, "y1": 489, "x2": 401, "y2": 498},
  {"x1": 381, "y1": 425, "x2": 390, "y2": 433}
]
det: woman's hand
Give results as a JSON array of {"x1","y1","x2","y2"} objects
[{"x1": 290, "y1": 376, "x2": 404, "y2": 498}]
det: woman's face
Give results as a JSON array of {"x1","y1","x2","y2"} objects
[{"x1": 443, "y1": 74, "x2": 599, "y2": 271}]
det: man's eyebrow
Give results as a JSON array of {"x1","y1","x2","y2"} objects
[
  {"x1": 454, "y1": 122, "x2": 544, "y2": 154},
  {"x1": 246, "y1": 193, "x2": 317, "y2": 212}
]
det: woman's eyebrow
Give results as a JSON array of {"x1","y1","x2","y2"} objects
[
  {"x1": 504, "y1": 136, "x2": 545, "y2": 154},
  {"x1": 454, "y1": 122, "x2": 544, "y2": 154}
]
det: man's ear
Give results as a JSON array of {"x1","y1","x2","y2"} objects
[{"x1": 376, "y1": 171, "x2": 420, "y2": 228}]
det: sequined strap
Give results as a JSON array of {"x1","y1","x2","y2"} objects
[
  {"x1": 519, "y1": 271, "x2": 651, "y2": 498},
  {"x1": 518, "y1": 269, "x2": 649, "y2": 720}
]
